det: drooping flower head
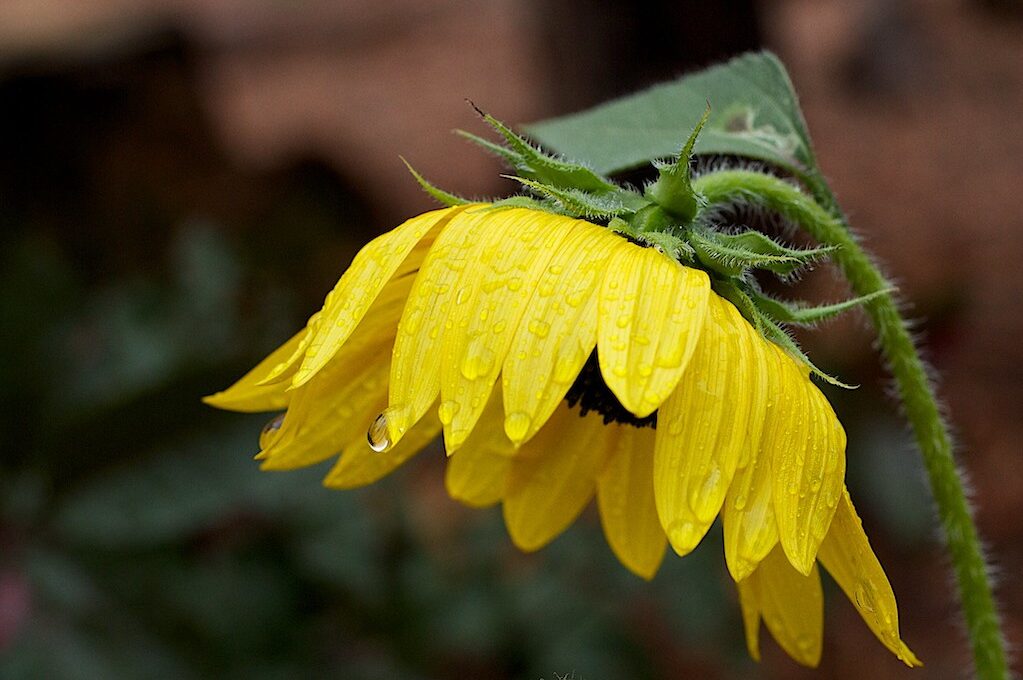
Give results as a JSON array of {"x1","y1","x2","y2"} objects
[{"x1": 205, "y1": 111, "x2": 919, "y2": 668}]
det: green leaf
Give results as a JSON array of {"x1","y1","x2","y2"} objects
[{"x1": 524, "y1": 52, "x2": 817, "y2": 180}]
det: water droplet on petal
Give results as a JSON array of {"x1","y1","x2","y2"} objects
[
  {"x1": 438, "y1": 400, "x2": 460, "y2": 425},
  {"x1": 854, "y1": 582, "x2": 876, "y2": 613},
  {"x1": 553, "y1": 353, "x2": 581, "y2": 384},
  {"x1": 260, "y1": 413, "x2": 285, "y2": 449},
  {"x1": 505, "y1": 411, "x2": 531, "y2": 443},
  {"x1": 669, "y1": 521, "x2": 704, "y2": 552},
  {"x1": 527, "y1": 319, "x2": 550, "y2": 338},
  {"x1": 795, "y1": 633, "x2": 815, "y2": 654},
  {"x1": 367, "y1": 413, "x2": 392, "y2": 452}
]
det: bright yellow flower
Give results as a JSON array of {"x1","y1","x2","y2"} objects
[{"x1": 205, "y1": 204, "x2": 919, "y2": 668}]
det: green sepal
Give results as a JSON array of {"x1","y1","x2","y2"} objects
[
  {"x1": 400, "y1": 157, "x2": 472, "y2": 207},
  {"x1": 455, "y1": 130, "x2": 526, "y2": 169},
  {"x1": 476, "y1": 112, "x2": 618, "y2": 193},
  {"x1": 689, "y1": 228, "x2": 835, "y2": 277},
  {"x1": 753, "y1": 288, "x2": 892, "y2": 327},
  {"x1": 645, "y1": 106, "x2": 711, "y2": 223},
  {"x1": 505, "y1": 176, "x2": 631, "y2": 220},
  {"x1": 485, "y1": 195, "x2": 567, "y2": 215}
]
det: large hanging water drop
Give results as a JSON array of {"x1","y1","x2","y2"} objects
[
  {"x1": 367, "y1": 413, "x2": 392, "y2": 452},
  {"x1": 260, "y1": 413, "x2": 285, "y2": 449}
]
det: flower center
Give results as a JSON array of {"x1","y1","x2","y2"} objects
[{"x1": 564, "y1": 351, "x2": 657, "y2": 429}]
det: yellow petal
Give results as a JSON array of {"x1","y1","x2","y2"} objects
[
  {"x1": 439, "y1": 209, "x2": 578, "y2": 452},
  {"x1": 445, "y1": 391, "x2": 514, "y2": 508},
  {"x1": 746, "y1": 545, "x2": 824, "y2": 668},
  {"x1": 597, "y1": 424, "x2": 666, "y2": 580},
  {"x1": 503, "y1": 404, "x2": 610, "y2": 551},
  {"x1": 260, "y1": 357, "x2": 390, "y2": 471},
  {"x1": 597, "y1": 244, "x2": 710, "y2": 418},
  {"x1": 501, "y1": 221, "x2": 621, "y2": 446},
  {"x1": 323, "y1": 411, "x2": 442, "y2": 489},
  {"x1": 723, "y1": 340, "x2": 786, "y2": 582},
  {"x1": 203, "y1": 331, "x2": 304, "y2": 412},
  {"x1": 818, "y1": 489, "x2": 921, "y2": 667},
  {"x1": 386, "y1": 208, "x2": 491, "y2": 444},
  {"x1": 654, "y1": 295, "x2": 762, "y2": 555},
  {"x1": 736, "y1": 576, "x2": 762, "y2": 662},
  {"x1": 291, "y1": 206, "x2": 466, "y2": 388},
  {"x1": 772, "y1": 351, "x2": 846, "y2": 574},
  {"x1": 255, "y1": 310, "x2": 323, "y2": 387},
  {"x1": 258, "y1": 275, "x2": 412, "y2": 471}
]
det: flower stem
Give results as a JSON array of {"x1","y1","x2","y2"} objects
[{"x1": 693, "y1": 169, "x2": 1009, "y2": 679}]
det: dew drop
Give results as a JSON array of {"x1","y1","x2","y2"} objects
[
  {"x1": 438, "y1": 400, "x2": 460, "y2": 425},
  {"x1": 528, "y1": 319, "x2": 550, "y2": 338},
  {"x1": 367, "y1": 413, "x2": 392, "y2": 452},
  {"x1": 854, "y1": 583, "x2": 876, "y2": 613},
  {"x1": 505, "y1": 411, "x2": 531, "y2": 443},
  {"x1": 669, "y1": 521, "x2": 704, "y2": 552},
  {"x1": 692, "y1": 468, "x2": 723, "y2": 514},
  {"x1": 553, "y1": 353, "x2": 581, "y2": 383},
  {"x1": 733, "y1": 557, "x2": 756, "y2": 580},
  {"x1": 795, "y1": 634, "x2": 816, "y2": 654},
  {"x1": 260, "y1": 413, "x2": 285, "y2": 449}
]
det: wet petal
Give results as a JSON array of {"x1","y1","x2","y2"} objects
[
  {"x1": 818, "y1": 489, "x2": 921, "y2": 667},
  {"x1": 772, "y1": 351, "x2": 846, "y2": 574},
  {"x1": 502, "y1": 221, "x2": 623, "y2": 446},
  {"x1": 597, "y1": 243, "x2": 710, "y2": 418},
  {"x1": 292, "y1": 206, "x2": 465, "y2": 387},
  {"x1": 323, "y1": 412, "x2": 442, "y2": 489},
  {"x1": 654, "y1": 295, "x2": 763, "y2": 555},
  {"x1": 445, "y1": 391, "x2": 515, "y2": 507},
  {"x1": 203, "y1": 331, "x2": 304, "y2": 412},
  {"x1": 737, "y1": 577, "x2": 762, "y2": 662},
  {"x1": 439, "y1": 209, "x2": 577, "y2": 452},
  {"x1": 742, "y1": 545, "x2": 824, "y2": 668},
  {"x1": 386, "y1": 209, "x2": 490, "y2": 444},
  {"x1": 503, "y1": 404, "x2": 610, "y2": 551},
  {"x1": 723, "y1": 341, "x2": 786, "y2": 581},
  {"x1": 258, "y1": 275, "x2": 412, "y2": 470},
  {"x1": 597, "y1": 424, "x2": 665, "y2": 579}
]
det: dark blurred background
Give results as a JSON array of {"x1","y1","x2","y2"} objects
[{"x1": 1, "y1": 1, "x2": 1021, "y2": 678}]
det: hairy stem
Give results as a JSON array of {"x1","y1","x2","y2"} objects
[{"x1": 694, "y1": 169, "x2": 1009, "y2": 679}]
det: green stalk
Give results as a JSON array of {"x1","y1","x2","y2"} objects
[{"x1": 693, "y1": 169, "x2": 1009, "y2": 680}]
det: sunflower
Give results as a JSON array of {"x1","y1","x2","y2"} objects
[{"x1": 205, "y1": 115, "x2": 919, "y2": 668}]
